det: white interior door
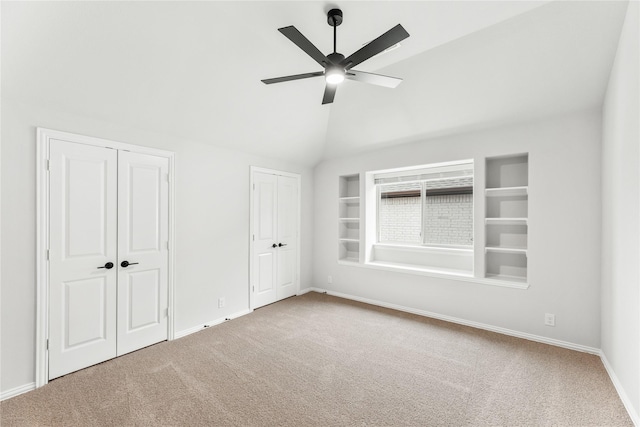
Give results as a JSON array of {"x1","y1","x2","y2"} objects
[
  {"x1": 48, "y1": 140, "x2": 118, "y2": 379},
  {"x1": 252, "y1": 172, "x2": 278, "y2": 308},
  {"x1": 48, "y1": 139, "x2": 170, "y2": 380},
  {"x1": 117, "y1": 152, "x2": 169, "y2": 356},
  {"x1": 251, "y1": 170, "x2": 299, "y2": 309}
]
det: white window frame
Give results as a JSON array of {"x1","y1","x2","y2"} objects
[
  {"x1": 375, "y1": 161, "x2": 475, "y2": 249},
  {"x1": 364, "y1": 159, "x2": 475, "y2": 278}
]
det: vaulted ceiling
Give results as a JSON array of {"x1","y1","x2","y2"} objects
[{"x1": 2, "y1": 1, "x2": 629, "y2": 166}]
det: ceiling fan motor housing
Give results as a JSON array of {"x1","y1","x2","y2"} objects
[
  {"x1": 327, "y1": 52, "x2": 345, "y2": 65},
  {"x1": 327, "y1": 9, "x2": 343, "y2": 27}
]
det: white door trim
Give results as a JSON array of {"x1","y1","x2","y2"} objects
[
  {"x1": 36, "y1": 128, "x2": 176, "y2": 388},
  {"x1": 249, "y1": 166, "x2": 301, "y2": 310}
]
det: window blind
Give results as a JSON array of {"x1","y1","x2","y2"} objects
[{"x1": 374, "y1": 162, "x2": 473, "y2": 185}]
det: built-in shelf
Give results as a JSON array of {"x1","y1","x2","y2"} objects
[
  {"x1": 485, "y1": 186, "x2": 528, "y2": 197},
  {"x1": 485, "y1": 274, "x2": 528, "y2": 284},
  {"x1": 485, "y1": 246, "x2": 527, "y2": 255},
  {"x1": 485, "y1": 218, "x2": 528, "y2": 225},
  {"x1": 484, "y1": 154, "x2": 529, "y2": 283},
  {"x1": 338, "y1": 174, "x2": 361, "y2": 263},
  {"x1": 486, "y1": 154, "x2": 528, "y2": 188}
]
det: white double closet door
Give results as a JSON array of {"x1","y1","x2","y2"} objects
[
  {"x1": 252, "y1": 171, "x2": 299, "y2": 309},
  {"x1": 48, "y1": 139, "x2": 169, "y2": 380}
]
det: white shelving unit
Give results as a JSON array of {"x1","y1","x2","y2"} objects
[
  {"x1": 485, "y1": 247, "x2": 527, "y2": 255},
  {"x1": 485, "y1": 154, "x2": 529, "y2": 283},
  {"x1": 338, "y1": 174, "x2": 361, "y2": 263},
  {"x1": 485, "y1": 218, "x2": 528, "y2": 225},
  {"x1": 485, "y1": 186, "x2": 528, "y2": 197}
]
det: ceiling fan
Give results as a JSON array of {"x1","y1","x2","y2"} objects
[{"x1": 261, "y1": 9, "x2": 410, "y2": 105}]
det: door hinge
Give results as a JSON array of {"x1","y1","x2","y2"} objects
[
  {"x1": 166, "y1": 241, "x2": 170, "y2": 250},
  {"x1": 46, "y1": 159, "x2": 50, "y2": 171},
  {"x1": 253, "y1": 183, "x2": 255, "y2": 190},
  {"x1": 252, "y1": 286, "x2": 255, "y2": 292},
  {"x1": 46, "y1": 339, "x2": 49, "y2": 350},
  {"x1": 166, "y1": 173, "x2": 170, "y2": 183},
  {"x1": 164, "y1": 308, "x2": 169, "y2": 318},
  {"x1": 252, "y1": 234, "x2": 255, "y2": 241},
  {"x1": 46, "y1": 249, "x2": 50, "y2": 261}
]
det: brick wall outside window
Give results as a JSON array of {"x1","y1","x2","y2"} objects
[
  {"x1": 423, "y1": 194, "x2": 473, "y2": 245},
  {"x1": 378, "y1": 177, "x2": 473, "y2": 246},
  {"x1": 379, "y1": 196, "x2": 422, "y2": 243}
]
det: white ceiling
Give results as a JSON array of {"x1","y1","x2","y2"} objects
[{"x1": 1, "y1": 1, "x2": 629, "y2": 166}]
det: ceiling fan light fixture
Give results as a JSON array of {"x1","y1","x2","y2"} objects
[
  {"x1": 261, "y1": 8, "x2": 409, "y2": 104},
  {"x1": 325, "y1": 67, "x2": 345, "y2": 85}
]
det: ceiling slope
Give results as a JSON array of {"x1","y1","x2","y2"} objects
[
  {"x1": 4, "y1": 1, "x2": 626, "y2": 165},
  {"x1": 323, "y1": 1, "x2": 629, "y2": 160},
  {"x1": 2, "y1": 1, "x2": 554, "y2": 166}
]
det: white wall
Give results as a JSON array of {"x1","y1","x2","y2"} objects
[
  {"x1": 0, "y1": 98, "x2": 314, "y2": 394},
  {"x1": 601, "y1": 0, "x2": 640, "y2": 420},
  {"x1": 313, "y1": 109, "x2": 602, "y2": 348}
]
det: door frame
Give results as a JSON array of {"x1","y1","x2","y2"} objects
[
  {"x1": 36, "y1": 128, "x2": 176, "y2": 388},
  {"x1": 249, "y1": 166, "x2": 301, "y2": 310}
]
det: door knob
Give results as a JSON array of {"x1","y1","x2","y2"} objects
[
  {"x1": 278, "y1": 243, "x2": 287, "y2": 247},
  {"x1": 97, "y1": 262, "x2": 114, "y2": 269},
  {"x1": 272, "y1": 244, "x2": 277, "y2": 248},
  {"x1": 120, "y1": 261, "x2": 139, "y2": 268}
]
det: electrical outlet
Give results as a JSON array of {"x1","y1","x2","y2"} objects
[
  {"x1": 218, "y1": 297, "x2": 225, "y2": 308},
  {"x1": 327, "y1": 275, "x2": 333, "y2": 284},
  {"x1": 544, "y1": 313, "x2": 555, "y2": 326}
]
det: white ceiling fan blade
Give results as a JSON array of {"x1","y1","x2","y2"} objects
[{"x1": 346, "y1": 70, "x2": 403, "y2": 88}]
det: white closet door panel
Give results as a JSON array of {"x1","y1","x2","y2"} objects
[
  {"x1": 257, "y1": 253, "x2": 275, "y2": 293},
  {"x1": 117, "y1": 152, "x2": 169, "y2": 356},
  {"x1": 252, "y1": 172, "x2": 278, "y2": 308},
  {"x1": 257, "y1": 179, "x2": 277, "y2": 241},
  {"x1": 49, "y1": 140, "x2": 118, "y2": 380},
  {"x1": 64, "y1": 277, "x2": 109, "y2": 348},
  {"x1": 127, "y1": 165, "x2": 161, "y2": 252},
  {"x1": 276, "y1": 175, "x2": 298, "y2": 300},
  {"x1": 276, "y1": 247, "x2": 296, "y2": 299},
  {"x1": 126, "y1": 269, "x2": 161, "y2": 330},
  {"x1": 277, "y1": 177, "x2": 297, "y2": 242}
]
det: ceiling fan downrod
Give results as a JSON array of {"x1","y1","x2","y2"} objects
[{"x1": 328, "y1": 9, "x2": 343, "y2": 55}]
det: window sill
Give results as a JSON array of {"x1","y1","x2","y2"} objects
[
  {"x1": 371, "y1": 243, "x2": 474, "y2": 275},
  {"x1": 335, "y1": 259, "x2": 529, "y2": 289},
  {"x1": 367, "y1": 260, "x2": 473, "y2": 278}
]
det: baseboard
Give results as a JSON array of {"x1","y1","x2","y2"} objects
[
  {"x1": 600, "y1": 351, "x2": 640, "y2": 426},
  {"x1": 297, "y1": 287, "x2": 322, "y2": 296},
  {"x1": 1, "y1": 382, "x2": 36, "y2": 402},
  {"x1": 310, "y1": 287, "x2": 600, "y2": 355},
  {"x1": 174, "y1": 308, "x2": 253, "y2": 339}
]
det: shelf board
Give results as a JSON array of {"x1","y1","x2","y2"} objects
[
  {"x1": 485, "y1": 274, "x2": 528, "y2": 284},
  {"x1": 485, "y1": 217, "x2": 527, "y2": 225},
  {"x1": 339, "y1": 257, "x2": 360, "y2": 264},
  {"x1": 339, "y1": 238, "x2": 360, "y2": 243},
  {"x1": 485, "y1": 246, "x2": 527, "y2": 255},
  {"x1": 338, "y1": 218, "x2": 360, "y2": 222},
  {"x1": 339, "y1": 196, "x2": 360, "y2": 202},
  {"x1": 485, "y1": 186, "x2": 528, "y2": 197}
]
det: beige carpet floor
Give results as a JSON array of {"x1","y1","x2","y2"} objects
[{"x1": 1, "y1": 291, "x2": 633, "y2": 426}]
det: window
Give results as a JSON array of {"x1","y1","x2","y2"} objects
[
  {"x1": 376, "y1": 161, "x2": 474, "y2": 248},
  {"x1": 364, "y1": 160, "x2": 475, "y2": 276}
]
